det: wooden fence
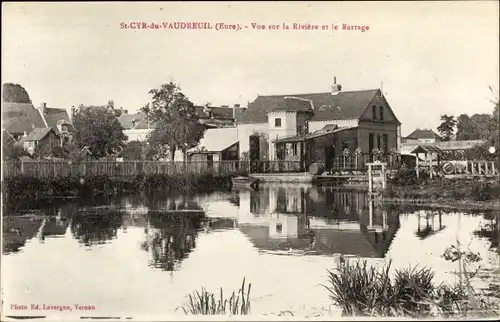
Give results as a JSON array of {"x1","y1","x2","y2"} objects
[
  {"x1": 1, "y1": 156, "x2": 401, "y2": 180},
  {"x1": 441, "y1": 160, "x2": 498, "y2": 177}
]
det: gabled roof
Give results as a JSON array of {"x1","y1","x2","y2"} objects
[
  {"x1": 2, "y1": 102, "x2": 46, "y2": 134},
  {"x1": 237, "y1": 89, "x2": 381, "y2": 124},
  {"x1": 24, "y1": 128, "x2": 56, "y2": 141},
  {"x1": 43, "y1": 107, "x2": 74, "y2": 134},
  {"x1": 188, "y1": 127, "x2": 238, "y2": 153},
  {"x1": 405, "y1": 129, "x2": 442, "y2": 140}
]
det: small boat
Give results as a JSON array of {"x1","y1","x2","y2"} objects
[{"x1": 231, "y1": 176, "x2": 260, "y2": 190}]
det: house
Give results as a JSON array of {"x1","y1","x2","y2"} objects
[
  {"x1": 235, "y1": 79, "x2": 401, "y2": 171},
  {"x1": 187, "y1": 127, "x2": 239, "y2": 162},
  {"x1": 402, "y1": 128, "x2": 442, "y2": 144},
  {"x1": 2, "y1": 102, "x2": 46, "y2": 140},
  {"x1": 195, "y1": 104, "x2": 246, "y2": 128},
  {"x1": 37, "y1": 102, "x2": 75, "y2": 146},
  {"x1": 17, "y1": 128, "x2": 59, "y2": 156},
  {"x1": 118, "y1": 112, "x2": 154, "y2": 142}
]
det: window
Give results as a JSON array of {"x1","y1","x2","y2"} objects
[
  {"x1": 372, "y1": 105, "x2": 377, "y2": 120},
  {"x1": 276, "y1": 223, "x2": 283, "y2": 233},
  {"x1": 274, "y1": 118, "x2": 282, "y2": 127},
  {"x1": 341, "y1": 141, "x2": 349, "y2": 151},
  {"x1": 292, "y1": 143, "x2": 298, "y2": 156},
  {"x1": 379, "y1": 106, "x2": 384, "y2": 121},
  {"x1": 369, "y1": 133, "x2": 374, "y2": 152},
  {"x1": 383, "y1": 134, "x2": 388, "y2": 154},
  {"x1": 377, "y1": 135, "x2": 381, "y2": 149}
]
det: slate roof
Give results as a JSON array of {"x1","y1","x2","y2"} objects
[
  {"x1": 2, "y1": 102, "x2": 46, "y2": 134},
  {"x1": 273, "y1": 125, "x2": 358, "y2": 143},
  {"x1": 195, "y1": 106, "x2": 235, "y2": 119},
  {"x1": 43, "y1": 107, "x2": 74, "y2": 134},
  {"x1": 188, "y1": 127, "x2": 238, "y2": 153},
  {"x1": 405, "y1": 129, "x2": 442, "y2": 140},
  {"x1": 24, "y1": 128, "x2": 55, "y2": 141},
  {"x1": 118, "y1": 113, "x2": 147, "y2": 130},
  {"x1": 237, "y1": 89, "x2": 381, "y2": 124},
  {"x1": 271, "y1": 97, "x2": 314, "y2": 112}
]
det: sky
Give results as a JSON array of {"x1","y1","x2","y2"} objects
[{"x1": 2, "y1": 1, "x2": 499, "y2": 135}]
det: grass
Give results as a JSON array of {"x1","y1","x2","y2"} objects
[
  {"x1": 322, "y1": 258, "x2": 499, "y2": 318},
  {"x1": 177, "y1": 278, "x2": 251, "y2": 315}
]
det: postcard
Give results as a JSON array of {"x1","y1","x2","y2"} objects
[{"x1": 1, "y1": 1, "x2": 499, "y2": 321}]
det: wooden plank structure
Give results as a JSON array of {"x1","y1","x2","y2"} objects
[{"x1": 411, "y1": 144, "x2": 443, "y2": 179}]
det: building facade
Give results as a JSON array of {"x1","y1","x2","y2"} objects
[{"x1": 235, "y1": 81, "x2": 401, "y2": 171}]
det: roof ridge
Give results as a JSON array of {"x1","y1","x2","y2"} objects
[{"x1": 257, "y1": 88, "x2": 379, "y2": 98}]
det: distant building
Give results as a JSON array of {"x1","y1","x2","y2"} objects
[
  {"x1": 37, "y1": 102, "x2": 74, "y2": 146},
  {"x1": 187, "y1": 127, "x2": 239, "y2": 162},
  {"x1": 2, "y1": 101, "x2": 74, "y2": 148},
  {"x1": 402, "y1": 128, "x2": 442, "y2": 144},
  {"x1": 16, "y1": 128, "x2": 59, "y2": 155},
  {"x1": 2, "y1": 102, "x2": 46, "y2": 140}
]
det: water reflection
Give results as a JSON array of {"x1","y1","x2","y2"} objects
[
  {"x1": 416, "y1": 211, "x2": 446, "y2": 239},
  {"x1": 70, "y1": 210, "x2": 123, "y2": 246},
  {"x1": 240, "y1": 184, "x2": 400, "y2": 257}
]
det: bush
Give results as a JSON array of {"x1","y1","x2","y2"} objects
[
  {"x1": 469, "y1": 180, "x2": 496, "y2": 201},
  {"x1": 390, "y1": 168, "x2": 419, "y2": 186}
]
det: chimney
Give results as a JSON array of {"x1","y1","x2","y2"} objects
[
  {"x1": 124, "y1": 110, "x2": 128, "y2": 114},
  {"x1": 70, "y1": 106, "x2": 76, "y2": 122},
  {"x1": 331, "y1": 77, "x2": 342, "y2": 95},
  {"x1": 233, "y1": 104, "x2": 240, "y2": 108},
  {"x1": 39, "y1": 102, "x2": 47, "y2": 115},
  {"x1": 108, "y1": 100, "x2": 114, "y2": 109}
]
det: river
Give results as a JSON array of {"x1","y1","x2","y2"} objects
[{"x1": 2, "y1": 183, "x2": 499, "y2": 319}]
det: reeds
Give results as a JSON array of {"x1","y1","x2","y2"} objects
[
  {"x1": 177, "y1": 278, "x2": 251, "y2": 315},
  {"x1": 321, "y1": 259, "x2": 493, "y2": 318}
]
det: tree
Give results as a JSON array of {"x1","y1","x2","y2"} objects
[
  {"x1": 2, "y1": 83, "x2": 32, "y2": 103},
  {"x1": 2, "y1": 133, "x2": 29, "y2": 160},
  {"x1": 72, "y1": 105, "x2": 127, "y2": 158},
  {"x1": 119, "y1": 141, "x2": 144, "y2": 160},
  {"x1": 437, "y1": 114, "x2": 457, "y2": 141},
  {"x1": 141, "y1": 82, "x2": 205, "y2": 161}
]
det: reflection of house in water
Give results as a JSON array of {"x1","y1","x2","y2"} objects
[
  {"x1": 238, "y1": 184, "x2": 400, "y2": 258},
  {"x1": 415, "y1": 211, "x2": 446, "y2": 239}
]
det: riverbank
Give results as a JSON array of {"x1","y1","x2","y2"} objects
[
  {"x1": 383, "y1": 177, "x2": 499, "y2": 211},
  {"x1": 2, "y1": 174, "x2": 232, "y2": 211}
]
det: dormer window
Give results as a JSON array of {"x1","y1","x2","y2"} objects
[
  {"x1": 274, "y1": 118, "x2": 282, "y2": 127},
  {"x1": 372, "y1": 105, "x2": 377, "y2": 120},
  {"x1": 380, "y1": 106, "x2": 384, "y2": 121}
]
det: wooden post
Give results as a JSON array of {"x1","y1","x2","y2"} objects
[
  {"x1": 415, "y1": 153, "x2": 419, "y2": 179},
  {"x1": 368, "y1": 164, "x2": 373, "y2": 194},
  {"x1": 368, "y1": 199, "x2": 373, "y2": 230},
  {"x1": 429, "y1": 153, "x2": 433, "y2": 179},
  {"x1": 381, "y1": 163, "x2": 386, "y2": 189}
]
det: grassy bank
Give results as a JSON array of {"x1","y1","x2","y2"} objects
[
  {"x1": 2, "y1": 174, "x2": 232, "y2": 210},
  {"x1": 383, "y1": 169, "x2": 499, "y2": 210}
]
